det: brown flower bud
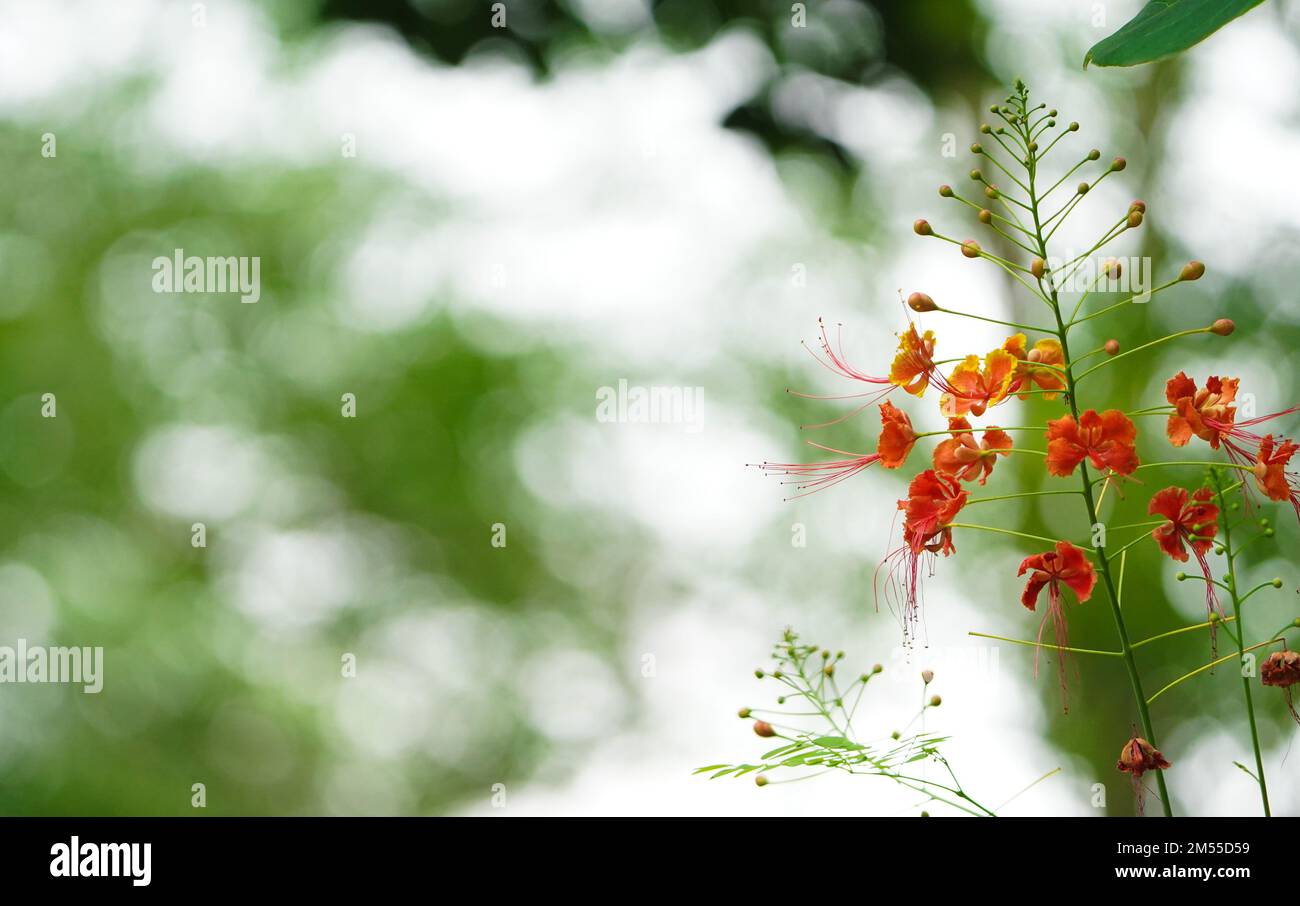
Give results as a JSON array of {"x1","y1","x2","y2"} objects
[
  {"x1": 1180, "y1": 260, "x2": 1205, "y2": 281},
  {"x1": 1102, "y1": 257, "x2": 1122, "y2": 278},
  {"x1": 978, "y1": 208, "x2": 992, "y2": 224},
  {"x1": 907, "y1": 292, "x2": 936, "y2": 312},
  {"x1": 913, "y1": 218, "x2": 933, "y2": 236},
  {"x1": 1031, "y1": 257, "x2": 1045, "y2": 279},
  {"x1": 1111, "y1": 157, "x2": 1127, "y2": 171},
  {"x1": 1104, "y1": 338, "x2": 1120, "y2": 356},
  {"x1": 1130, "y1": 199, "x2": 1146, "y2": 214},
  {"x1": 1261, "y1": 650, "x2": 1300, "y2": 687},
  {"x1": 984, "y1": 186, "x2": 999, "y2": 199},
  {"x1": 938, "y1": 184, "x2": 953, "y2": 198},
  {"x1": 1127, "y1": 209, "x2": 1144, "y2": 228},
  {"x1": 921, "y1": 669, "x2": 934, "y2": 684},
  {"x1": 960, "y1": 240, "x2": 981, "y2": 259},
  {"x1": 928, "y1": 695, "x2": 942, "y2": 707},
  {"x1": 1210, "y1": 318, "x2": 1235, "y2": 336},
  {"x1": 753, "y1": 720, "x2": 775, "y2": 738},
  {"x1": 1116, "y1": 736, "x2": 1171, "y2": 777}
]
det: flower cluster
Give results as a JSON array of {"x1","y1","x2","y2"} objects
[{"x1": 749, "y1": 81, "x2": 1300, "y2": 816}]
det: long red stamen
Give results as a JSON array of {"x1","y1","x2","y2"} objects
[{"x1": 751, "y1": 443, "x2": 881, "y2": 499}]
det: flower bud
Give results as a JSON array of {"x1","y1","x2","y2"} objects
[
  {"x1": 975, "y1": 209, "x2": 991, "y2": 225},
  {"x1": 970, "y1": 142, "x2": 983, "y2": 154},
  {"x1": 871, "y1": 663, "x2": 883, "y2": 674},
  {"x1": 753, "y1": 720, "x2": 775, "y2": 738},
  {"x1": 907, "y1": 291, "x2": 937, "y2": 312},
  {"x1": 984, "y1": 186, "x2": 999, "y2": 199},
  {"x1": 1102, "y1": 257, "x2": 1121, "y2": 278},
  {"x1": 1027, "y1": 140, "x2": 1038, "y2": 152},
  {"x1": 961, "y1": 240, "x2": 981, "y2": 259},
  {"x1": 1210, "y1": 318, "x2": 1235, "y2": 336},
  {"x1": 1087, "y1": 149, "x2": 1100, "y2": 161},
  {"x1": 969, "y1": 169, "x2": 982, "y2": 181},
  {"x1": 1068, "y1": 121, "x2": 1079, "y2": 132},
  {"x1": 913, "y1": 218, "x2": 933, "y2": 236},
  {"x1": 938, "y1": 184, "x2": 953, "y2": 197},
  {"x1": 1104, "y1": 338, "x2": 1120, "y2": 356},
  {"x1": 921, "y1": 669, "x2": 934, "y2": 684},
  {"x1": 980, "y1": 123, "x2": 991, "y2": 134},
  {"x1": 1180, "y1": 260, "x2": 1205, "y2": 281},
  {"x1": 1048, "y1": 108, "x2": 1058, "y2": 117},
  {"x1": 928, "y1": 695, "x2": 942, "y2": 707},
  {"x1": 1127, "y1": 209, "x2": 1144, "y2": 228},
  {"x1": 988, "y1": 104, "x2": 999, "y2": 114},
  {"x1": 737, "y1": 707, "x2": 751, "y2": 719},
  {"x1": 1111, "y1": 157, "x2": 1126, "y2": 171},
  {"x1": 1077, "y1": 182, "x2": 1090, "y2": 195},
  {"x1": 1130, "y1": 200, "x2": 1146, "y2": 214},
  {"x1": 1031, "y1": 257, "x2": 1045, "y2": 279},
  {"x1": 1272, "y1": 578, "x2": 1283, "y2": 588},
  {"x1": 823, "y1": 664, "x2": 834, "y2": 677},
  {"x1": 755, "y1": 775, "x2": 769, "y2": 787},
  {"x1": 754, "y1": 669, "x2": 764, "y2": 678}
]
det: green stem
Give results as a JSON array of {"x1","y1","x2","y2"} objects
[
  {"x1": 1016, "y1": 98, "x2": 1173, "y2": 816},
  {"x1": 1131, "y1": 615, "x2": 1237, "y2": 650},
  {"x1": 1213, "y1": 479, "x2": 1271, "y2": 816},
  {"x1": 968, "y1": 631, "x2": 1120, "y2": 657}
]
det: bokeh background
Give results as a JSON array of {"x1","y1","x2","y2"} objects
[{"x1": 1, "y1": 0, "x2": 1299, "y2": 816}]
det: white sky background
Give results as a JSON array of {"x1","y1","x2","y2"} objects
[{"x1": 2, "y1": 0, "x2": 1300, "y2": 815}]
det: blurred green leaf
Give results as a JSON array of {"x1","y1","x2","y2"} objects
[{"x1": 1084, "y1": 0, "x2": 1266, "y2": 68}]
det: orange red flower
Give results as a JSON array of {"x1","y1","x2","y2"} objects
[
  {"x1": 1252, "y1": 434, "x2": 1300, "y2": 521},
  {"x1": 1017, "y1": 540, "x2": 1096, "y2": 712},
  {"x1": 1149, "y1": 486, "x2": 1218, "y2": 563},
  {"x1": 1004, "y1": 333, "x2": 1067, "y2": 400},
  {"x1": 876, "y1": 400, "x2": 917, "y2": 468},
  {"x1": 932, "y1": 418, "x2": 1012, "y2": 485},
  {"x1": 1165, "y1": 372, "x2": 1238, "y2": 449},
  {"x1": 753, "y1": 402, "x2": 916, "y2": 497},
  {"x1": 1045, "y1": 409, "x2": 1139, "y2": 477},
  {"x1": 938, "y1": 348, "x2": 1017, "y2": 417},
  {"x1": 1261, "y1": 650, "x2": 1300, "y2": 724},
  {"x1": 899, "y1": 469, "x2": 967, "y2": 556},
  {"x1": 878, "y1": 470, "x2": 967, "y2": 635},
  {"x1": 889, "y1": 324, "x2": 938, "y2": 397},
  {"x1": 1149, "y1": 486, "x2": 1223, "y2": 651}
]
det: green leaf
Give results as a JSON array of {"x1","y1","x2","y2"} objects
[
  {"x1": 1084, "y1": 0, "x2": 1266, "y2": 68},
  {"x1": 761, "y1": 743, "x2": 805, "y2": 760},
  {"x1": 810, "y1": 736, "x2": 863, "y2": 750},
  {"x1": 693, "y1": 764, "x2": 731, "y2": 775}
]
